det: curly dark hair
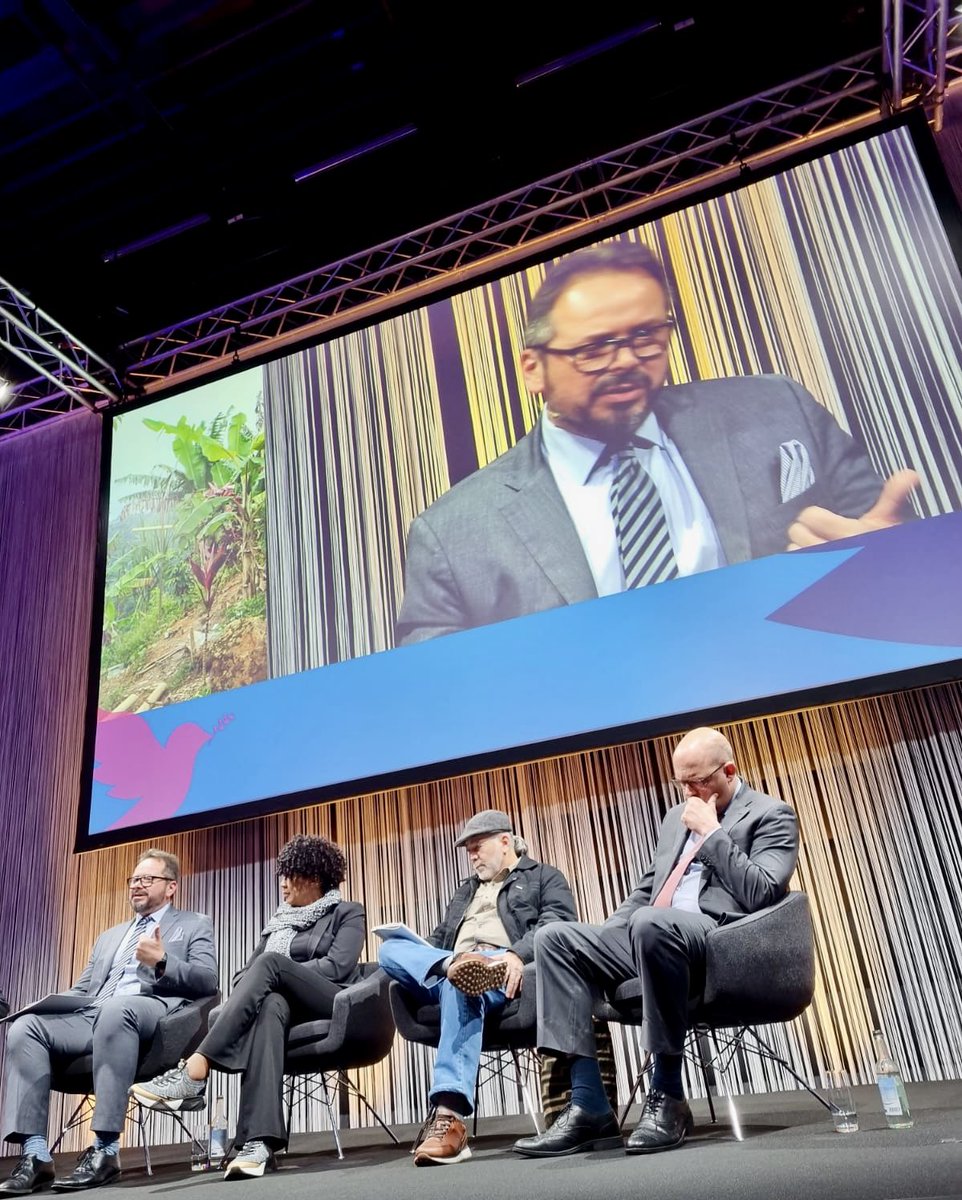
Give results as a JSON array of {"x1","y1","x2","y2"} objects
[{"x1": 275, "y1": 834, "x2": 346, "y2": 892}]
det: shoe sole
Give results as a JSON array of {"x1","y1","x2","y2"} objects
[
  {"x1": 224, "y1": 1161, "x2": 271, "y2": 1180},
  {"x1": 624, "y1": 1114, "x2": 694, "y2": 1155},
  {"x1": 413, "y1": 1147, "x2": 472, "y2": 1166},
  {"x1": 0, "y1": 1181, "x2": 55, "y2": 1194},
  {"x1": 447, "y1": 959, "x2": 507, "y2": 997},
  {"x1": 512, "y1": 1134, "x2": 624, "y2": 1158},
  {"x1": 128, "y1": 1088, "x2": 206, "y2": 1111}
]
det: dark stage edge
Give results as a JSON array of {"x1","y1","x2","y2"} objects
[{"x1": 12, "y1": 1082, "x2": 962, "y2": 1200}]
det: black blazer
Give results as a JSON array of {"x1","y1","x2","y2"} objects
[{"x1": 232, "y1": 901, "x2": 366, "y2": 990}]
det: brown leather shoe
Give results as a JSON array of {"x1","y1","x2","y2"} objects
[
  {"x1": 413, "y1": 1114, "x2": 471, "y2": 1166},
  {"x1": 447, "y1": 953, "x2": 507, "y2": 997}
]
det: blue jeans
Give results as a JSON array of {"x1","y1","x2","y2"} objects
[{"x1": 378, "y1": 940, "x2": 507, "y2": 1115}]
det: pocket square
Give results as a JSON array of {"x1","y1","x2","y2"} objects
[
  {"x1": 168, "y1": 928, "x2": 185, "y2": 943},
  {"x1": 778, "y1": 439, "x2": 815, "y2": 502}
]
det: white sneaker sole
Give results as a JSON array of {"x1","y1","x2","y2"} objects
[
  {"x1": 224, "y1": 1158, "x2": 272, "y2": 1179},
  {"x1": 128, "y1": 1087, "x2": 205, "y2": 1111}
]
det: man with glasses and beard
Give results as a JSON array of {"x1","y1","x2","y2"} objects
[
  {"x1": 395, "y1": 239, "x2": 918, "y2": 645},
  {"x1": 511, "y1": 726, "x2": 799, "y2": 1159},
  {"x1": 0, "y1": 849, "x2": 217, "y2": 1194}
]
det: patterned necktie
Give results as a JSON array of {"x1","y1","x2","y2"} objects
[
  {"x1": 652, "y1": 836, "x2": 704, "y2": 908},
  {"x1": 94, "y1": 915, "x2": 152, "y2": 1006},
  {"x1": 609, "y1": 448, "x2": 679, "y2": 588}
]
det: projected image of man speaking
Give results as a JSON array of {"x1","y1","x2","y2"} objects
[{"x1": 394, "y1": 240, "x2": 920, "y2": 645}]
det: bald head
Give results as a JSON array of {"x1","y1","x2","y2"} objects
[{"x1": 671, "y1": 727, "x2": 738, "y2": 810}]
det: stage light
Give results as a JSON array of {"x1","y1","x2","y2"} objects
[
  {"x1": 293, "y1": 125, "x2": 417, "y2": 182},
  {"x1": 102, "y1": 214, "x2": 211, "y2": 263}
]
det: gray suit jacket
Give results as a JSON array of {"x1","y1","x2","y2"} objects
[
  {"x1": 395, "y1": 374, "x2": 884, "y2": 644},
  {"x1": 63, "y1": 905, "x2": 218, "y2": 1012},
  {"x1": 605, "y1": 783, "x2": 799, "y2": 930}
]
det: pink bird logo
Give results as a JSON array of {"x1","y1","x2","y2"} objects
[{"x1": 95, "y1": 709, "x2": 233, "y2": 830}]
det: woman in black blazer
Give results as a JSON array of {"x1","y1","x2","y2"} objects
[{"x1": 131, "y1": 834, "x2": 365, "y2": 1178}]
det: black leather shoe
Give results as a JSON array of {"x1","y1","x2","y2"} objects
[
  {"x1": 626, "y1": 1089, "x2": 694, "y2": 1154},
  {"x1": 50, "y1": 1150, "x2": 120, "y2": 1192},
  {"x1": 0, "y1": 1155, "x2": 56, "y2": 1194},
  {"x1": 512, "y1": 1104, "x2": 623, "y2": 1157}
]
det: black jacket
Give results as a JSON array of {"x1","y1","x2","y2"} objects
[{"x1": 427, "y1": 855, "x2": 576, "y2": 962}]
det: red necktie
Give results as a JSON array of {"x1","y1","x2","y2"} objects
[{"x1": 652, "y1": 836, "x2": 704, "y2": 908}]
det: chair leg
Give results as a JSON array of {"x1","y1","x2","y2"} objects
[
  {"x1": 690, "y1": 1029, "x2": 718, "y2": 1124},
  {"x1": 335, "y1": 1076, "x2": 401, "y2": 1145},
  {"x1": 510, "y1": 1049, "x2": 542, "y2": 1134},
  {"x1": 618, "y1": 1050, "x2": 652, "y2": 1130},
  {"x1": 319, "y1": 1074, "x2": 344, "y2": 1160},
  {"x1": 737, "y1": 1027, "x2": 833, "y2": 1113},
  {"x1": 50, "y1": 1097, "x2": 93, "y2": 1154},
  {"x1": 126, "y1": 1097, "x2": 206, "y2": 1176}
]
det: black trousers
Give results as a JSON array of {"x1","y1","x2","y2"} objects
[{"x1": 199, "y1": 952, "x2": 342, "y2": 1149}]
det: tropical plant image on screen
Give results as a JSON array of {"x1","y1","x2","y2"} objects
[{"x1": 100, "y1": 376, "x2": 267, "y2": 713}]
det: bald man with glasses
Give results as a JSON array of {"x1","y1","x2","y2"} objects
[
  {"x1": 395, "y1": 239, "x2": 917, "y2": 646},
  {"x1": 0, "y1": 849, "x2": 217, "y2": 1194},
  {"x1": 512, "y1": 726, "x2": 799, "y2": 1159}
]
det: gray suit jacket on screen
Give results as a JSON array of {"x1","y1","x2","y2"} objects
[
  {"x1": 395, "y1": 374, "x2": 884, "y2": 645},
  {"x1": 63, "y1": 905, "x2": 218, "y2": 1011}
]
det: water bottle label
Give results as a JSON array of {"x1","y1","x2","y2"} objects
[
  {"x1": 209, "y1": 1127, "x2": 229, "y2": 1159},
  {"x1": 877, "y1": 1075, "x2": 904, "y2": 1115}
]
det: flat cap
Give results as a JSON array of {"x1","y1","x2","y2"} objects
[{"x1": 454, "y1": 808, "x2": 513, "y2": 849}]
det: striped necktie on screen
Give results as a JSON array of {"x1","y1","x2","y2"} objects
[
  {"x1": 94, "y1": 914, "x2": 152, "y2": 1006},
  {"x1": 609, "y1": 446, "x2": 678, "y2": 589}
]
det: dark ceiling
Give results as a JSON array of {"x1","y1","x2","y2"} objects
[{"x1": 0, "y1": 0, "x2": 879, "y2": 363}]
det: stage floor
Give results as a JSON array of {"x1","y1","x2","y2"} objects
[{"x1": 14, "y1": 1081, "x2": 962, "y2": 1200}]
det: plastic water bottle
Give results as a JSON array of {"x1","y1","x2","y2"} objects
[
  {"x1": 208, "y1": 1095, "x2": 229, "y2": 1162},
  {"x1": 872, "y1": 1028, "x2": 913, "y2": 1128}
]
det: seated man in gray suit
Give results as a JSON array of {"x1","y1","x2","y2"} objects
[
  {"x1": 513, "y1": 726, "x2": 799, "y2": 1158},
  {"x1": 395, "y1": 240, "x2": 918, "y2": 644},
  {"x1": 0, "y1": 849, "x2": 218, "y2": 1194}
]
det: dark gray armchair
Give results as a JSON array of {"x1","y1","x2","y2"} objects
[
  {"x1": 50, "y1": 993, "x2": 220, "y2": 1174},
  {"x1": 594, "y1": 891, "x2": 822, "y2": 1138}
]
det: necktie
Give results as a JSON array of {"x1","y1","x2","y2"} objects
[
  {"x1": 652, "y1": 836, "x2": 704, "y2": 908},
  {"x1": 94, "y1": 915, "x2": 152, "y2": 1006},
  {"x1": 609, "y1": 449, "x2": 678, "y2": 588}
]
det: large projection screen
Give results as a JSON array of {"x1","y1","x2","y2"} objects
[{"x1": 82, "y1": 115, "x2": 962, "y2": 848}]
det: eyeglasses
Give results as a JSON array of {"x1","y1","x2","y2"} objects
[
  {"x1": 536, "y1": 318, "x2": 675, "y2": 374},
  {"x1": 126, "y1": 875, "x2": 174, "y2": 888},
  {"x1": 669, "y1": 763, "x2": 727, "y2": 792}
]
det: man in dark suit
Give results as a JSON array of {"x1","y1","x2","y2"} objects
[
  {"x1": 0, "y1": 849, "x2": 218, "y2": 1193},
  {"x1": 395, "y1": 240, "x2": 918, "y2": 645},
  {"x1": 512, "y1": 726, "x2": 800, "y2": 1158}
]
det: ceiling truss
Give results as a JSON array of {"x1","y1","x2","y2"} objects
[{"x1": 1, "y1": 1, "x2": 959, "y2": 440}]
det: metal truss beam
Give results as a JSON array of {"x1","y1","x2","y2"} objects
[
  {"x1": 121, "y1": 51, "x2": 888, "y2": 397},
  {"x1": 3, "y1": 9, "x2": 960, "y2": 438},
  {"x1": 885, "y1": 0, "x2": 962, "y2": 128},
  {"x1": 0, "y1": 276, "x2": 122, "y2": 438}
]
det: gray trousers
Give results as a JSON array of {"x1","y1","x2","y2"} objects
[
  {"x1": 535, "y1": 909, "x2": 718, "y2": 1058},
  {"x1": 1, "y1": 996, "x2": 166, "y2": 1142}
]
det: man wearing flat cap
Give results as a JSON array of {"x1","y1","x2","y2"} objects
[{"x1": 378, "y1": 809, "x2": 576, "y2": 1166}]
